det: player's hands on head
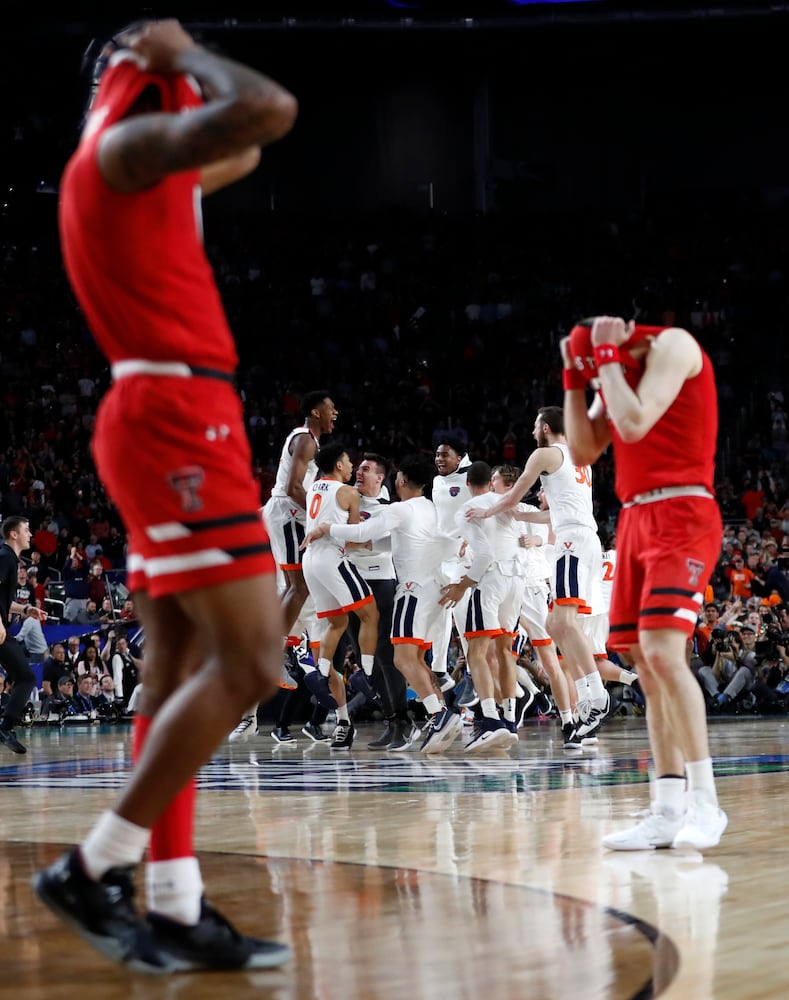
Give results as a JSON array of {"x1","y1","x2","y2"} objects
[
  {"x1": 590, "y1": 316, "x2": 632, "y2": 347},
  {"x1": 129, "y1": 19, "x2": 200, "y2": 76}
]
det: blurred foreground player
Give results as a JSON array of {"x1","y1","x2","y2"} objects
[
  {"x1": 33, "y1": 20, "x2": 298, "y2": 970},
  {"x1": 562, "y1": 316, "x2": 727, "y2": 851}
]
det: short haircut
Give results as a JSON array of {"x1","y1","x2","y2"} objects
[
  {"x1": 537, "y1": 406, "x2": 564, "y2": 436},
  {"x1": 491, "y1": 464, "x2": 521, "y2": 487},
  {"x1": 301, "y1": 390, "x2": 332, "y2": 418},
  {"x1": 467, "y1": 461, "x2": 492, "y2": 488},
  {"x1": 1, "y1": 515, "x2": 29, "y2": 541},
  {"x1": 315, "y1": 441, "x2": 348, "y2": 475},
  {"x1": 397, "y1": 455, "x2": 434, "y2": 491},
  {"x1": 434, "y1": 435, "x2": 466, "y2": 457},
  {"x1": 362, "y1": 452, "x2": 390, "y2": 477}
]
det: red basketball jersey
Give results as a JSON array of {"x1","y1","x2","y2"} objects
[
  {"x1": 58, "y1": 54, "x2": 238, "y2": 373},
  {"x1": 611, "y1": 341, "x2": 718, "y2": 504}
]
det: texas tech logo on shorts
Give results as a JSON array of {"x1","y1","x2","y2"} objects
[
  {"x1": 168, "y1": 465, "x2": 205, "y2": 512},
  {"x1": 686, "y1": 558, "x2": 705, "y2": 588}
]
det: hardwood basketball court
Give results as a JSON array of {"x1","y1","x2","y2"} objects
[{"x1": 2, "y1": 713, "x2": 788, "y2": 999}]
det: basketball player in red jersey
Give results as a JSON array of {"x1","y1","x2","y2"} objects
[
  {"x1": 34, "y1": 20, "x2": 297, "y2": 971},
  {"x1": 562, "y1": 316, "x2": 727, "y2": 852}
]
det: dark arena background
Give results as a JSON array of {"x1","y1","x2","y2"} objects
[{"x1": 3, "y1": 4, "x2": 789, "y2": 999}]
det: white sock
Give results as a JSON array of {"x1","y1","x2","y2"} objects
[
  {"x1": 654, "y1": 776, "x2": 687, "y2": 817},
  {"x1": 575, "y1": 677, "x2": 590, "y2": 701},
  {"x1": 146, "y1": 857, "x2": 204, "y2": 925},
  {"x1": 361, "y1": 654, "x2": 375, "y2": 676},
  {"x1": 685, "y1": 758, "x2": 718, "y2": 806},
  {"x1": 521, "y1": 672, "x2": 540, "y2": 695},
  {"x1": 502, "y1": 697, "x2": 516, "y2": 722},
  {"x1": 318, "y1": 657, "x2": 332, "y2": 678},
  {"x1": 560, "y1": 709, "x2": 574, "y2": 726},
  {"x1": 481, "y1": 697, "x2": 498, "y2": 720},
  {"x1": 336, "y1": 704, "x2": 350, "y2": 723},
  {"x1": 423, "y1": 693, "x2": 442, "y2": 715},
  {"x1": 585, "y1": 670, "x2": 606, "y2": 701},
  {"x1": 81, "y1": 810, "x2": 150, "y2": 881}
]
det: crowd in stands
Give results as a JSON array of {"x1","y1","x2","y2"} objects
[{"x1": 3, "y1": 135, "x2": 789, "y2": 721}]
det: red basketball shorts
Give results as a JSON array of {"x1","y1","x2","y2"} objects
[
  {"x1": 92, "y1": 375, "x2": 275, "y2": 598},
  {"x1": 608, "y1": 495, "x2": 722, "y2": 651}
]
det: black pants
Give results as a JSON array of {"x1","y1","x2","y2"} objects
[
  {"x1": 276, "y1": 671, "x2": 330, "y2": 729},
  {"x1": 346, "y1": 577, "x2": 407, "y2": 717},
  {"x1": 0, "y1": 636, "x2": 37, "y2": 727}
]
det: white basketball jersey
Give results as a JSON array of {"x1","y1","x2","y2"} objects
[
  {"x1": 306, "y1": 478, "x2": 348, "y2": 552},
  {"x1": 540, "y1": 443, "x2": 597, "y2": 532},
  {"x1": 516, "y1": 502, "x2": 552, "y2": 582},
  {"x1": 601, "y1": 547, "x2": 617, "y2": 614},
  {"x1": 270, "y1": 426, "x2": 318, "y2": 499}
]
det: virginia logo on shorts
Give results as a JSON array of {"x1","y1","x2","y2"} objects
[{"x1": 168, "y1": 465, "x2": 205, "y2": 512}]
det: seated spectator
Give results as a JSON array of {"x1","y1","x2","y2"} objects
[
  {"x1": 95, "y1": 673, "x2": 121, "y2": 706},
  {"x1": 98, "y1": 596, "x2": 116, "y2": 623},
  {"x1": 40, "y1": 674, "x2": 78, "y2": 720},
  {"x1": 64, "y1": 634, "x2": 82, "y2": 672},
  {"x1": 119, "y1": 597, "x2": 136, "y2": 622},
  {"x1": 93, "y1": 674, "x2": 126, "y2": 722},
  {"x1": 71, "y1": 674, "x2": 100, "y2": 716},
  {"x1": 696, "y1": 624, "x2": 787, "y2": 714},
  {"x1": 693, "y1": 601, "x2": 740, "y2": 664},
  {"x1": 40, "y1": 643, "x2": 72, "y2": 699},
  {"x1": 76, "y1": 642, "x2": 104, "y2": 679},
  {"x1": 74, "y1": 599, "x2": 101, "y2": 626}
]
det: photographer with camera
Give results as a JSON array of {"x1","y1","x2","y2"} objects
[
  {"x1": 750, "y1": 610, "x2": 789, "y2": 705},
  {"x1": 754, "y1": 549, "x2": 789, "y2": 605},
  {"x1": 711, "y1": 625, "x2": 756, "y2": 710},
  {"x1": 699, "y1": 620, "x2": 789, "y2": 714}
]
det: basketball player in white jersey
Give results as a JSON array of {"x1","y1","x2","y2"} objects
[
  {"x1": 302, "y1": 455, "x2": 462, "y2": 754},
  {"x1": 346, "y1": 453, "x2": 411, "y2": 750},
  {"x1": 466, "y1": 406, "x2": 609, "y2": 746},
  {"x1": 505, "y1": 477, "x2": 576, "y2": 744},
  {"x1": 581, "y1": 537, "x2": 643, "y2": 710},
  {"x1": 230, "y1": 390, "x2": 337, "y2": 742},
  {"x1": 263, "y1": 390, "x2": 338, "y2": 639},
  {"x1": 301, "y1": 442, "x2": 379, "y2": 751},
  {"x1": 429, "y1": 436, "x2": 472, "y2": 689},
  {"x1": 439, "y1": 461, "x2": 523, "y2": 751}
]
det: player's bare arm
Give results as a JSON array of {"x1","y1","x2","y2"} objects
[
  {"x1": 465, "y1": 448, "x2": 558, "y2": 521},
  {"x1": 98, "y1": 19, "x2": 297, "y2": 193},
  {"x1": 560, "y1": 334, "x2": 612, "y2": 466},
  {"x1": 592, "y1": 317, "x2": 701, "y2": 443},
  {"x1": 285, "y1": 435, "x2": 316, "y2": 511},
  {"x1": 512, "y1": 508, "x2": 551, "y2": 524}
]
